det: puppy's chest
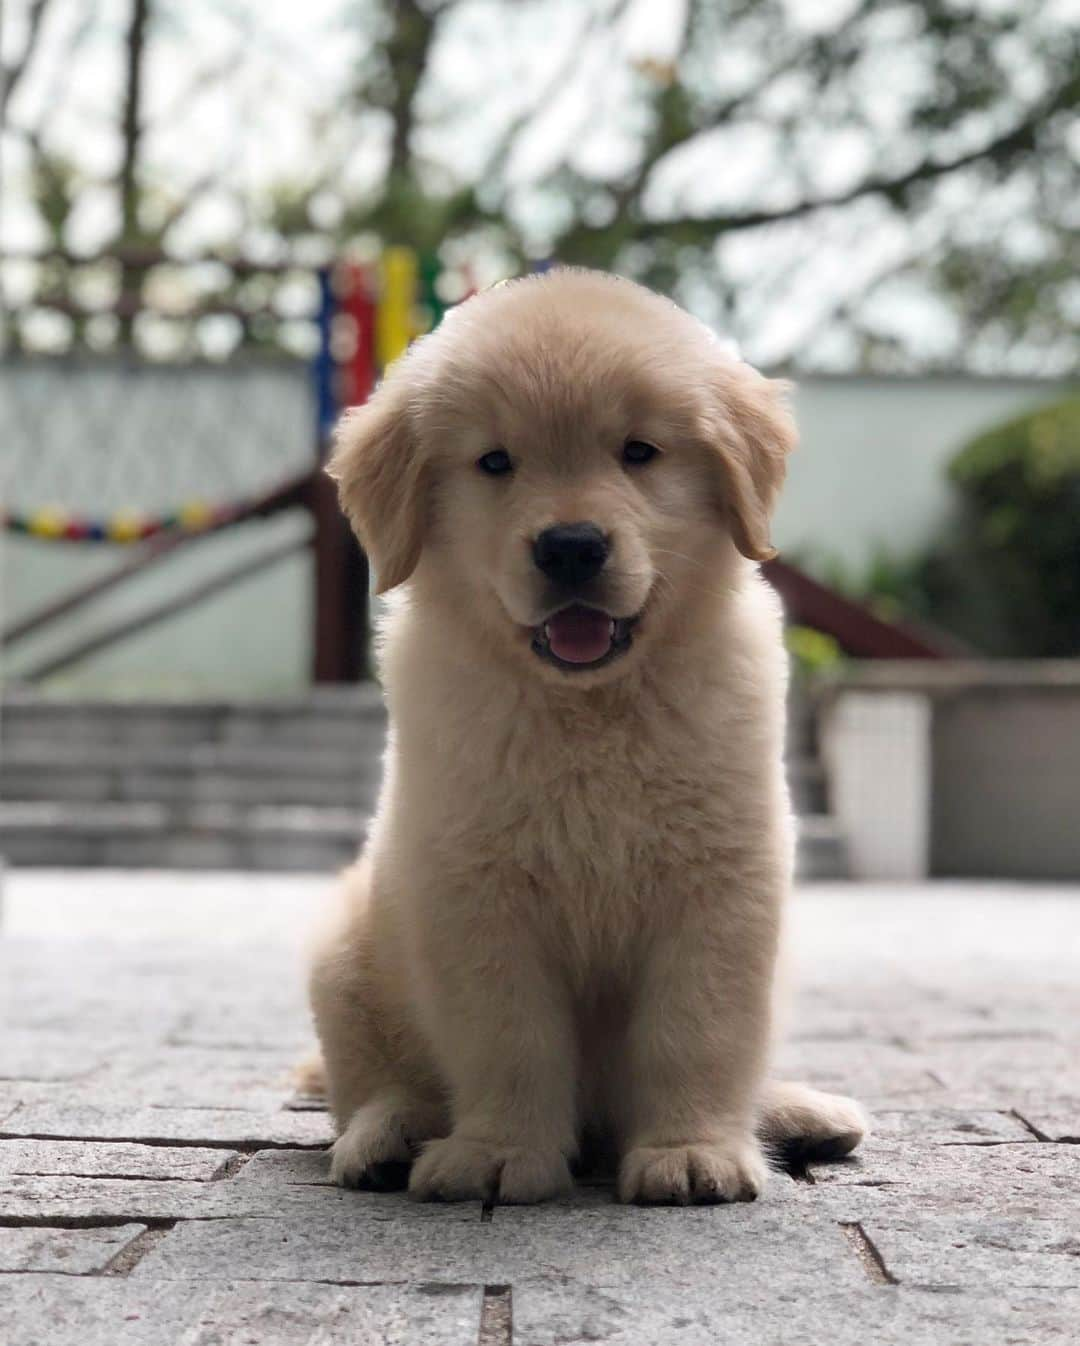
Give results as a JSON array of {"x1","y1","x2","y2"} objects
[{"x1": 433, "y1": 713, "x2": 747, "y2": 889}]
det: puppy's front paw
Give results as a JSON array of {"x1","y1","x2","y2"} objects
[
  {"x1": 330, "y1": 1103, "x2": 412, "y2": 1191},
  {"x1": 408, "y1": 1134, "x2": 572, "y2": 1204},
  {"x1": 618, "y1": 1137, "x2": 767, "y2": 1205}
]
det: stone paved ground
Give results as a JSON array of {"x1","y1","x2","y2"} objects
[{"x1": 1, "y1": 870, "x2": 1078, "y2": 1345}]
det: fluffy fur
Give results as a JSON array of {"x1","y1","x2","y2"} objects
[{"x1": 308, "y1": 268, "x2": 867, "y2": 1204}]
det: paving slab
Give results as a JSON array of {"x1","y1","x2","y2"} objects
[
  {"x1": 861, "y1": 1214, "x2": 1080, "y2": 1291},
  {"x1": 861, "y1": 1106, "x2": 1033, "y2": 1145},
  {"x1": 0, "y1": 870, "x2": 1078, "y2": 1344},
  {"x1": 130, "y1": 1201, "x2": 497, "y2": 1285},
  {"x1": 481, "y1": 1186, "x2": 860, "y2": 1290},
  {"x1": 0, "y1": 1276, "x2": 482, "y2": 1346},
  {"x1": 807, "y1": 1139, "x2": 1080, "y2": 1213},
  {"x1": 231, "y1": 1145, "x2": 336, "y2": 1187},
  {"x1": 773, "y1": 1038, "x2": 951, "y2": 1099},
  {"x1": 0, "y1": 1098, "x2": 332, "y2": 1148},
  {"x1": 88, "y1": 1043, "x2": 302, "y2": 1109},
  {"x1": 0, "y1": 1223, "x2": 147, "y2": 1273},
  {"x1": 0, "y1": 1138, "x2": 235, "y2": 1180},
  {"x1": 0, "y1": 1029, "x2": 115, "y2": 1082},
  {"x1": 508, "y1": 1281, "x2": 1080, "y2": 1346},
  {"x1": 0, "y1": 1173, "x2": 233, "y2": 1223}
]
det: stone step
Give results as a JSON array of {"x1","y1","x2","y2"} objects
[
  {"x1": 795, "y1": 814, "x2": 850, "y2": 881},
  {"x1": 786, "y1": 687, "x2": 820, "y2": 757},
  {"x1": 0, "y1": 740, "x2": 383, "y2": 809},
  {"x1": 0, "y1": 801, "x2": 363, "y2": 872},
  {"x1": 3, "y1": 737, "x2": 824, "y2": 812},
  {"x1": 0, "y1": 688, "x2": 387, "y2": 751},
  {"x1": 0, "y1": 693, "x2": 848, "y2": 877}
]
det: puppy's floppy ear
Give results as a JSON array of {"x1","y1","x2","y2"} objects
[
  {"x1": 326, "y1": 373, "x2": 426, "y2": 595},
  {"x1": 703, "y1": 361, "x2": 797, "y2": 562}
]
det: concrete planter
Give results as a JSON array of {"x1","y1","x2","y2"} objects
[{"x1": 818, "y1": 661, "x2": 1080, "y2": 880}]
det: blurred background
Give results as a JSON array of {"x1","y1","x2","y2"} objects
[{"x1": 1, "y1": 0, "x2": 1078, "y2": 880}]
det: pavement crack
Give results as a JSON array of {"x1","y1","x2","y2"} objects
[
  {"x1": 0, "y1": 1268, "x2": 120, "y2": 1279},
  {"x1": 840, "y1": 1222, "x2": 898, "y2": 1285},
  {"x1": 0, "y1": 1074, "x2": 98, "y2": 1084},
  {"x1": 145, "y1": 1104, "x2": 249, "y2": 1112},
  {"x1": 1010, "y1": 1110, "x2": 1050, "y2": 1142},
  {"x1": 101, "y1": 1223, "x2": 177, "y2": 1276},
  {"x1": 938, "y1": 1139, "x2": 1036, "y2": 1149},
  {"x1": 0, "y1": 1214, "x2": 263, "y2": 1230},
  {"x1": 10, "y1": 1170, "x2": 218, "y2": 1183},
  {"x1": 210, "y1": 1152, "x2": 252, "y2": 1181},
  {"x1": 0, "y1": 1215, "x2": 178, "y2": 1231},
  {"x1": 933, "y1": 1030, "x2": 1055, "y2": 1043},
  {"x1": 0, "y1": 1131, "x2": 327, "y2": 1153},
  {"x1": 478, "y1": 1284, "x2": 512, "y2": 1346}
]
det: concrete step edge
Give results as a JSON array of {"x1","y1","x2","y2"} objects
[
  {"x1": 0, "y1": 739, "x2": 385, "y2": 778},
  {"x1": 0, "y1": 800, "x2": 367, "y2": 840}
]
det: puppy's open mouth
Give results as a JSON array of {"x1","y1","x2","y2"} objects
[{"x1": 531, "y1": 605, "x2": 637, "y2": 672}]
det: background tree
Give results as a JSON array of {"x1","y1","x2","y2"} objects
[{"x1": 2, "y1": 0, "x2": 1077, "y2": 372}]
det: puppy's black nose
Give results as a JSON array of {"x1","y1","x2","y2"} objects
[{"x1": 533, "y1": 523, "x2": 609, "y2": 588}]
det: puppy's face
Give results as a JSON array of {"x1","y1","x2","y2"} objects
[
  {"x1": 429, "y1": 364, "x2": 717, "y2": 681},
  {"x1": 330, "y1": 271, "x2": 795, "y2": 685}
]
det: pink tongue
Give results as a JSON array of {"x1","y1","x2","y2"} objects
[{"x1": 546, "y1": 606, "x2": 613, "y2": 664}]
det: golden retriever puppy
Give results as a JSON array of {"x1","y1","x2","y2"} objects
[{"x1": 309, "y1": 268, "x2": 866, "y2": 1205}]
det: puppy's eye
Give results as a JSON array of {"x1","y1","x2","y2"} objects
[
  {"x1": 622, "y1": 440, "x2": 660, "y2": 467},
  {"x1": 477, "y1": 448, "x2": 513, "y2": 476}
]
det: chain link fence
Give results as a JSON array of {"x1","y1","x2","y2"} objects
[
  {"x1": 1, "y1": 356, "x2": 313, "y2": 521},
  {"x1": 0, "y1": 254, "x2": 330, "y2": 695}
]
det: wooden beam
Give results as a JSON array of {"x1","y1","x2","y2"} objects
[
  {"x1": 308, "y1": 472, "x2": 370, "y2": 683},
  {"x1": 763, "y1": 557, "x2": 959, "y2": 659}
]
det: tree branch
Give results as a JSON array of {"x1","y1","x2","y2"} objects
[
  {"x1": 385, "y1": 0, "x2": 438, "y2": 175},
  {"x1": 603, "y1": 0, "x2": 698, "y2": 215},
  {"x1": 551, "y1": 0, "x2": 878, "y2": 258},
  {"x1": 606, "y1": 0, "x2": 930, "y2": 225},
  {"x1": 118, "y1": 0, "x2": 150, "y2": 243},
  {"x1": 1, "y1": 0, "x2": 53, "y2": 116},
  {"x1": 617, "y1": 79, "x2": 1078, "y2": 246}
]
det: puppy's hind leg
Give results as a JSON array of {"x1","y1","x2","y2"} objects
[
  {"x1": 331, "y1": 1090, "x2": 445, "y2": 1191},
  {"x1": 309, "y1": 864, "x2": 445, "y2": 1191},
  {"x1": 756, "y1": 1080, "x2": 869, "y2": 1164},
  {"x1": 294, "y1": 1050, "x2": 327, "y2": 1098},
  {"x1": 312, "y1": 957, "x2": 445, "y2": 1190}
]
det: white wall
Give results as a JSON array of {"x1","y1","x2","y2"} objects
[
  {"x1": 1, "y1": 515, "x2": 313, "y2": 697},
  {"x1": 775, "y1": 374, "x2": 1073, "y2": 576}
]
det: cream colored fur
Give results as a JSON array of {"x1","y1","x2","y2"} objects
[{"x1": 309, "y1": 268, "x2": 867, "y2": 1205}]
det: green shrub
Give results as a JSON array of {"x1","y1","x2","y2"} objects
[
  {"x1": 945, "y1": 397, "x2": 1080, "y2": 655},
  {"x1": 785, "y1": 624, "x2": 843, "y2": 679}
]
